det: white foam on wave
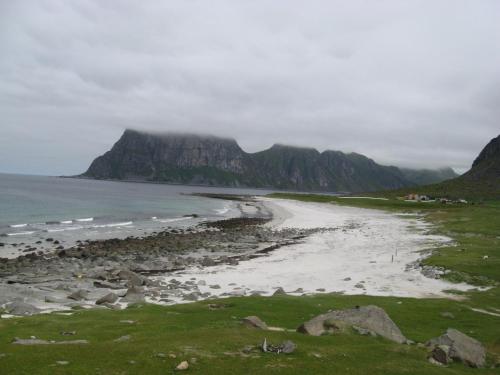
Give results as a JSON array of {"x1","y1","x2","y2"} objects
[
  {"x1": 158, "y1": 217, "x2": 192, "y2": 223},
  {"x1": 214, "y1": 207, "x2": 230, "y2": 215},
  {"x1": 46, "y1": 226, "x2": 83, "y2": 233},
  {"x1": 7, "y1": 231, "x2": 36, "y2": 236},
  {"x1": 76, "y1": 217, "x2": 94, "y2": 222},
  {"x1": 92, "y1": 221, "x2": 133, "y2": 228},
  {"x1": 151, "y1": 216, "x2": 157, "y2": 220},
  {"x1": 9, "y1": 223, "x2": 28, "y2": 228},
  {"x1": 60, "y1": 220, "x2": 73, "y2": 224}
]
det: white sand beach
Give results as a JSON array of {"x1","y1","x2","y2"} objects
[{"x1": 167, "y1": 198, "x2": 474, "y2": 300}]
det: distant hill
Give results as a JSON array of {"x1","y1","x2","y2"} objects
[
  {"x1": 82, "y1": 129, "x2": 454, "y2": 193},
  {"x1": 385, "y1": 134, "x2": 500, "y2": 199},
  {"x1": 400, "y1": 167, "x2": 458, "y2": 186}
]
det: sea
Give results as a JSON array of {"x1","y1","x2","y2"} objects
[{"x1": 0, "y1": 173, "x2": 273, "y2": 258}]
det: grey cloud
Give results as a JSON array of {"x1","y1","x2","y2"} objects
[{"x1": 1, "y1": 0, "x2": 499, "y2": 175}]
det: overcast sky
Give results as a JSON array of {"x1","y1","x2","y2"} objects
[{"x1": 1, "y1": 0, "x2": 499, "y2": 175}]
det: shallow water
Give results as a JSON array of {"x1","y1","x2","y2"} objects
[{"x1": 0, "y1": 173, "x2": 273, "y2": 257}]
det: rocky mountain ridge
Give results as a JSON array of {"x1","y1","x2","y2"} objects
[{"x1": 82, "y1": 129, "x2": 456, "y2": 193}]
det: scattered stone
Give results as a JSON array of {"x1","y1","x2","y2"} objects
[
  {"x1": 297, "y1": 305, "x2": 407, "y2": 344},
  {"x1": 427, "y1": 328, "x2": 486, "y2": 368},
  {"x1": 120, "y1": 320, "x2": 136, "y2": 324},
  {"x1": 95, "y1": 292, "x2": 118, "y2": 305},
  {"x1": 4, "y1": 302, "x2": 40, "y2": 316},
  {"x1": 209, "y1": 284, "x2": 221, "y2": 289},
  {"x1": 440, "y1": 312, "x2": 455, "y2": 319},
  {"x1": 176, "y1": 360, "x2": 189, "y2": 370},
  {"x1": 60, "y1": 331, "x2": 76, "y2": 336},
  {"x1": 56, "y1": 361, "x2": 69, "y2": 365},
  {"x1": 121, "y1": 286, "x2": 145, "y2": 303},
  {"x1": 242, "y1": 316, "x2": 268, "y2": 330},
  {"x1": 281, "y1": 340, "x2": 297, "y2": 354},
  {"x1": 12, "y1": 338, "x2": 88, "y2": 345},
  {"x1": 68, "y1": 289, "x2": 88, "y2": 301},
  {"x1": 316, "y1": 288, "x2": 326, "y2": 292},
  {"x1": 117, "y1": 269, "x2": 144, "y2": 287},
  {"x1": 114, "y1": 335, "x2": 131, "y2": 343}
]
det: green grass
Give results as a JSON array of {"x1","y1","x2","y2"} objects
[
  {"x1": 1, "y1": 193, "x2": 500, "y2": 374},
  {"x1": 1, "y1": 295, "x2": 499, "y2": 374}
]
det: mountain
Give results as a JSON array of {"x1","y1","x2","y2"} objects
[
  {"x1": 386, "y1": 134, "x2": 500, "y2": 199},
  {"x1": 82, "y1": 129, "x2": 450, "y2": 193},
  {"x1": 400, "y1": 167, "x2": 458, "y2": 186}
]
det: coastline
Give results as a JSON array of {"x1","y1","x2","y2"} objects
[{"x1": 0, "y1": 196, "x2": 474, "y2": 317}]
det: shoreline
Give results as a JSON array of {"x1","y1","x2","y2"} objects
[{"x1": 0, "y1": 197, "x2": 475, "y2": 317}]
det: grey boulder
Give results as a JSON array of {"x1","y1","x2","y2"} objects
[
  {"x1": 297, "y1": 305, "x2": 407, "y2": 344},
  {"x1": 242, "y1": 316, "x2": 268, "y2": 330},
  {"x1": 116, "y1": 269, "x2": 144, "y2": 287},
  {"x1": 121, "y1": 286, "x2": 145, "y2": 303},
  {"x1": 427, "y1": 328, "x2": 486, "y2": 368},
  {"x1": 4, "y1": 301, "x2": 41, "y2": 316},
  {"x1": 95, "y1": 292, "x2": 119, "y2": 305},
  {"x1": 68, "y1": 289, "x2": 88, "y2": 301}
]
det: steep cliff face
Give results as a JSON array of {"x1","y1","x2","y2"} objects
[
  {"x1": 82, "y1": 129, "x2": 449, "y2": 192},
  {"x1": 84, "y1": 130, "x2": 248, "y2": 184}
]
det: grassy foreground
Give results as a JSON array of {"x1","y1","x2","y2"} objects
[{"x1": 1, "y1": 194, "x2": 499, "y2": 374}]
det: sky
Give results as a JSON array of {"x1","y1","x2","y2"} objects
[{"x1": 1, "y1": 0, "x2": 499, "y2": 176}]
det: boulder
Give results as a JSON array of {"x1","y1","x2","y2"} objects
[
  {"x1": 242, "y1": 316, "x2": 268, "y2": 330},
  {"x1": 281, "y1": 340, "x2": 297, "y2": 354},
  {"x1": 68, "y1": 289, "x2": 88, "y2": 301},
  {"x1": 116, "y1": 269, "x2": 144, "y2": 287},
  {"x1": 426, "y1": 328, "x2": 486, "y2": 368},
  {"x1": 4, "y1": 301, "x2": 40, "y2": 316},
  {"x1": 297, "y1": 305, "x2": 407, "y2": 344},
  {"x1": 121, "y1": 286, "x2": 145, "y2": 303},
  {"x1": 176, "y1": 360, "x2": 189, "y2": 370},
  {"x1": 95, "y1": 292, "x2": 118, "y2": 305}
]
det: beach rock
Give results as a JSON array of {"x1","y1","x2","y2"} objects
[
  {"x1": 273, "y1": 287, "x2": 286, "y2": 296},
  {"x1": 116, "y1": 269, "x2": 144, "y2": 286},
  {"x1": 4, "y1": 301, "x2": 41, "y2": 316},
  {"x1": 242, "y1": 316, "x2": 268, "y2": 330},
  {"x1": 68, "y1": 289, "x2": 88, "y2": 301},
  {"x1": 176, "y1": 360, "x2": 189, "y2": 370},
  {"x1": 95, "y1": 292, "x2": 118, "y2": 305},
  {"x1": 44, "y1": 296, "x2": 68, "y2": 304},
  {"x1": 426, "y1": 328, "x2": 486, "y2": 368},
  {"x1": 297, "y1": 305, "x2": 407, "y2": 344},
  {"x1": 121, "y1": 286, "x2": 145, "y2": 303}
]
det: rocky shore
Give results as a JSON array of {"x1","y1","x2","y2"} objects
[{"x1": 0, "y1": 198, "x2": 319, "y2": 316}]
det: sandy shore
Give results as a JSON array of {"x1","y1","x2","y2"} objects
[
  {"x1": 166, "y1": 198, "x2": 474, "y2": 299},
  {"x1": 1, "y1": 197, "x2": 476, "y2": 317}
]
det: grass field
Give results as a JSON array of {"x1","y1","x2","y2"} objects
[{"x1": 0, "y1": 193, "x2": 499, "y2": 374}]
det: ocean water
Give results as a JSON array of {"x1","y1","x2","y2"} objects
[{"x1": 0, "y1": 173, "x2": 272, "y2": 258}]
